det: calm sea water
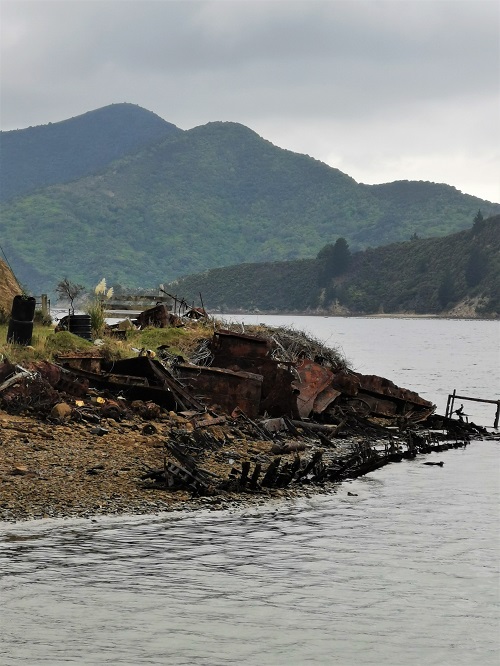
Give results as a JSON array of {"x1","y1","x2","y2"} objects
[{"x1": 1, "y1": 317, "x2": 499, "y2": 666}]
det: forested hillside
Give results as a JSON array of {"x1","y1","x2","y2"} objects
[
  {"x1": 0, "y1": 103, "x2": 180, "y2": 201},
  {"x1": 1, "y1": 107, "x2": 499, "y2": 295},
  {"x1": 167, "y1": 214, "x2": 500, "y2": 317}
]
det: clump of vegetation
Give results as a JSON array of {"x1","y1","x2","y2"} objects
[
  {"x1": 86, "y1": 278, "x2": 113, "y2": 337},
  {"x1": 221, "y1": 322, "x2": 349, "y2": 371},
  {"x1": 44, "y1": 331, "x2": 94, "y2": 356},
  {"x1": 168, "y1": 213, "x2": 500, "y2": 317},
  {"x1": 33, "y1": 309, "x2": 53, "y2": 326},
  {"x1": 0, "y1": 323, "x2": 55, "y2": 364}
]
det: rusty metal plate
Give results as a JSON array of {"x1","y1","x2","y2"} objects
[
  {"x1": 292, "y1": 359, "x2": 334, "y2": 419},
  {"x1": 212, "y1": 330, "x2": 270, "y2": 362},
  {"x1": 175, "y1": 364, "x2": 263, "y2": 419},
  {"x1": 355, "y1": 373, "x2": 435, "y2": 409},
  {"x1": 313, "y1": 386, "x2": 342, "y2": 415}
]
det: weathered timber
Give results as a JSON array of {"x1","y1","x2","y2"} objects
[{"x1": 445, "y1": 389, "x2": 500, "y2": 428}]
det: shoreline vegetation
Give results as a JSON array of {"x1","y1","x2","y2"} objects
[
  {"x1": 1, "y1": 316, "x2": 495, "y2": 526},
  {"x1": 214, "y1": 309, "x2": 497, "y2": 320}
]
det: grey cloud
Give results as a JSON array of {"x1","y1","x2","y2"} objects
[{"x1": 1, "y1": 0, "x2": 498, "y2": 201}]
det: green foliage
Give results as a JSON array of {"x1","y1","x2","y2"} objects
[
  {"x1": 87, "y1": 300, "x2": 105, "y2": 338},
  {"x1": 465, "y1": 246, "x2": 488, "y2": 287},
  {"x1": 86, "y1": 278, "x2": 113, "y2": 337},
  {"x1": 472, "y1": 209, "x2": 485, "y2": 234},
  {"x1": 438, "y1": 270, "x2": 456, "y2": 307},
  {"x1": 132, "y1": 327, "x2": 190, "y2": 357},
  {"x1": 1, "y1": 103, "x2": 179, "y2": 202},
  {"x1": 317, "y1": 237, "x2": 351, "y2": 285},
  {"x1": 167, "y1": 215, "x2": 500, "y2": 316},
  {"x1": 1, "y1": 114, "x2": 499, "y2": 296},
  {"x1": 33, "y1": 309, "x2": 52, "y2": 326},
  {"x1": 44, "y1": 331, "x2": 93, "y2": 354}
]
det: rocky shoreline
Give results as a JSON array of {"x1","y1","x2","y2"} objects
[
  {"x1": 1, "y1": 320, "x2": 494, "y2": 525},
  {"x1": 0, "y1": 407, "x2": 347, "y2": 523},
  {"x1": 1, "y1": 399, "x2": 489, "y2": 525}
]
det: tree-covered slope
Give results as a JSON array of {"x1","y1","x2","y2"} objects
[
  {"x1": 1, "y1": 112, "x2": 499, "y2": 295},
  {"x1": 167, "y1": 214, "x2": 500, "y2": 317},
  {"x1": 0, "y1": 103, "x2": 180, "y2": 201}
]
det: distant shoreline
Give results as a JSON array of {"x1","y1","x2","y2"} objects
[{"x1": 215, "y1": 310, "x2": 498, "y2": 321}]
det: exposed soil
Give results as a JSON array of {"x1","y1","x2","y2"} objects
[{"x1": 0, "y1": 259, "x2": 21, "y2": 314}]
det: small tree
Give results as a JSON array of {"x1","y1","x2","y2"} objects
[
  {"x1": 55, "y1": 278, "x2": 86, "y2": 314},
  {"x1": 317, "y1": 237, "x2": 352, "y2": 286},
  {"x1": 472, "y1": 209, "x2": 485, "y2": 234}
]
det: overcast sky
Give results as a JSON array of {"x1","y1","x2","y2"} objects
[{"x1": 1, "y1": 0, "x2": 499, "y2": 202}]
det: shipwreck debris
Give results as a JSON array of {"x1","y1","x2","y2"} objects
[{"x1": 2, "y1": 314, "x2": 496, "y2": 513}]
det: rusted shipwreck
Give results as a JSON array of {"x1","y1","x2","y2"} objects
[
  {"x1": 5, "y1": 324, "x2": 486, "y2": 500},
  {"x1": 49, "y1": 327, "x2": 435, "y2": 427}
]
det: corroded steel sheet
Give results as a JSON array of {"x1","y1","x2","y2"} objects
[
  {"x1": 330, "y1": 370, "x2": 360, "y2": 397},
  {"x1": 210, "y1": 331, "x2": 297, "y2": 417},
  {"x1": 355, "y1": 373, "x2": 435, "y2": 409},
  {"x1": 313, "y1": 386, "x2": 342, "y2": 415},
  {"x1": 292, "y1": 359, "x2": 334, "y2": 419},
  {"x1": 354, "y1": 392, "x2": 398, "y2": 417},
  {"x1": 175, "y1": 363, "x2": 263, "y2": 419},
  {"x1": 136, "y1": 304, "x2": 182, "y2": 329},
  {"x1": 212, "y1": 330, "x2": 270, "y2": 363}
]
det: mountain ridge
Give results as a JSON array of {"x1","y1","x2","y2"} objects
[
  {"x1": 1, "y1": 104, "x2": 499, "y2": 294},
  {"x1": 166, "y1": 214, "x2": 500, "y2": 317},
  {"x1": 0, "y1": 103, "x2": 181, "y2": 201}
]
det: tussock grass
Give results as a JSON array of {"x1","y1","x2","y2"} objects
[{"x1": 0, "y1": 319, "x2": 218, "y2": 366}]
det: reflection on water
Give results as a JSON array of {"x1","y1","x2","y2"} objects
[
  {"x1": 1, "y1": 442, "x2": 499, "y2": 666},
  {"x1": 1, "y1": 317, "x2": 499, "y2": 665}
]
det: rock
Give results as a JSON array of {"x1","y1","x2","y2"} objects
[
  {"x1": 131, "y1": 400, "x2": 161, "y2": 420},
  {"x1": 142, "y1": 423, "x2": 157, "y2": 435},
  {"x1": 50, "y1": 402, "x2": 72, "y2": 421},
  {"x1": 90, "y1": 426, "x2": 109, "y2": 436},
  {"x1": 10, "y1": 465, "x2": 29, "y2": 475}
]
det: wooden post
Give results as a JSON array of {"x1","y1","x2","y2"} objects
[
  {"x1": 240, "y1": 460, "x2": 251, "y2": 488},
  {"x1": 447, "y1": 391, "x2": 499, "y2": 428},
  {"x1": 249, "y1": 463, "x2": 262, "y2": 489},
  {"x1": 41, "y1": 294, "x2": 49, "y2": 318},
  {"x1": 448, "y1": 389, "x2": 456, "y2": 419}
]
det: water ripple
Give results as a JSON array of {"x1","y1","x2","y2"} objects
[{"x1": 1, "y1": 441, "x2": 499, "y2": 665}]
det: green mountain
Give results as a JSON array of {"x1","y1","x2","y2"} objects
[
  {"x1": 166, "y1": 214, "x2": 500, "y2": 317},
  {"x1": 0, "y1": 106, "x2": 499, "y2": 295},
  {"x1": 0, "y1": 103, "x2": 180, "y2": 201}
]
